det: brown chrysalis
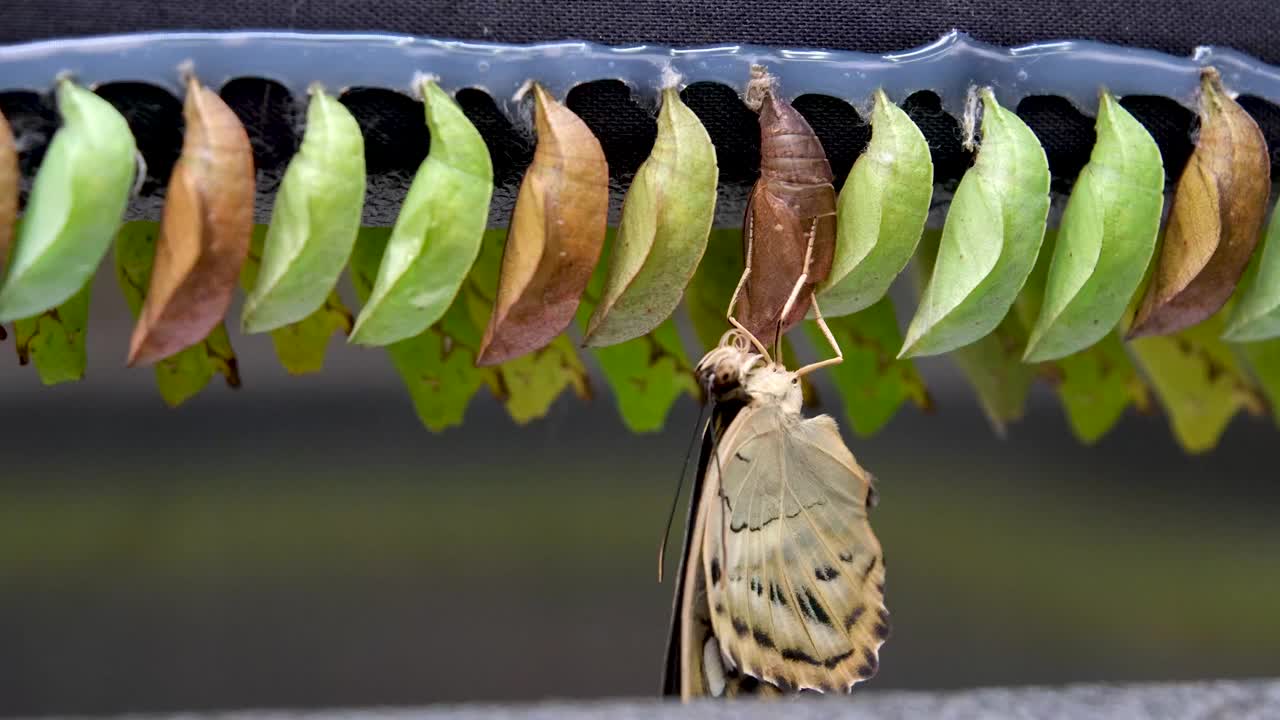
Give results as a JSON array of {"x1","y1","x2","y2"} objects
[
  {"x1": 127, "y1": 74, "x2": 255, "y2": 366},
  {"x1": 732, "y1": 67, "x2": 837, "y2": 349},
  {"x1": 0, "y1": 108, "x2": 16, "y2": 274},
  {"x1": 1127, "y1": 68, "x2": 1271, "y2": 339},
  {"x1": 0, "y1": 109, "x2": 16, "y2": 340},
  {"x1": 476, "y1": 83, "x2": 608, "y2": 366}
]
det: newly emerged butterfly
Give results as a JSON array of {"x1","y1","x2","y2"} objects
[{"x1": 663, "y1": 284, "x2": 888, "y2": 698}]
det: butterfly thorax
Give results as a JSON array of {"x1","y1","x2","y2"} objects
[{"x1": 741, "y1": 365, "x2": 802, "y2": 414}]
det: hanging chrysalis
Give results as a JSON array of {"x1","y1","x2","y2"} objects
[
  {"x1": 584, "y1": 85, "x2": 717, "y2": 347},
  {"x1": 350, "y1": 77, "x2": 493, "y2": 346},
  {"x1": 0, "y1": 108, "x2": 14, "y2": 340},
  {"x1": 1225, "y1": 205, "x2": 1280, "y2": 341},
  {"x1": 819, "y1": 88, "x2": 933, "y2": 318},
  {"x1": 476, "y1": 82, "x2": 608, "y2": 366},
  {"x1": 127, "y1": 72, "x2": 255, "y2": 367},
  {"x1": 1024, "y1": 89, "x2": 1164, "y2": 361},
  {"x1": 1127, "y1": 68, "x2": 1271, "y2": 339},
  {"x1": 900, "y1": 87, "x2": 1050, "y2": 358},
  {"x1": 734, "y1": 66, "x2": 837, "y2": 349},
  {"x1": 0, "y1": 108, "x2": 16, "y2": 274},
  {"x1": 0, "y1": 79, "x2": 136, "y2": 323},
  {"x1": 241, "y1": 85, "x2": 366, "y2": 334}
]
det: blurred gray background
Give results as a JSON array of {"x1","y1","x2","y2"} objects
[{"x1": 3, "y1": 264, "x2": 1279, "y2": 717}]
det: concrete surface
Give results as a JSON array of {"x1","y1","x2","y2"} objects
[{"x1": 26, "y1": 679, "x2": 1280, "y2": 720}]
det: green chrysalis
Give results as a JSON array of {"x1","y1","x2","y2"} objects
[
  {"x1": 350, "y1": 78, "x2": 494, "y2": 346},
  {"x1": 900, "y1": 88, "x2": 1050, "y2": 358},
  {"x1": 819, "y1": 89, "x2": 933, "y2": 317},
  {"x1": 0, "y1": 79, "x2": 136, "y2": 322},
  {"x1": 583, "y1": 87, "x2": 717, "y2": 347},
  {"x1": 1224, "y1": 205, "x2": 1280, "y2": 341},
  {"x1": 1024, "y1": 90, "x2": 1164, "y2": 361},
  {"x1": 241, "y1": 86, "x2": 365, "y2": 334}
]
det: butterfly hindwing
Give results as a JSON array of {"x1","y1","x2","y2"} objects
[{"x1": 703, "y1": 404, "x2": 888, "y2": 693}]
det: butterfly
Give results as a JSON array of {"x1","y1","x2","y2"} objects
[{"x1": 660, "y1": 262, "x2": 889, "y2": 699}]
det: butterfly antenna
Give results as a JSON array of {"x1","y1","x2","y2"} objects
[{"x1": 657, "y1": 395, "x2": 712, "y2": 582}]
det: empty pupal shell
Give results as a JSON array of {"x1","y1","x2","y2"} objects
[{"x1": 737, "y1": 74, "x2": 836, "y2": 349}]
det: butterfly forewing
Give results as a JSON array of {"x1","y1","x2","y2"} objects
[
  {"x1": 702, "y1": 403, "x2": 888, "y2": 693},
  {"x1": 664, "y1": 400, "x2": 781, "y2": 700},
  {"x1": 675, "y1": 468, "x2": 778, "y2": 699}
]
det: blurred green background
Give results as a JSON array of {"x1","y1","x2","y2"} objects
[{"x1": 2, "y1": 268, "x2": 1280, "y2": 717}]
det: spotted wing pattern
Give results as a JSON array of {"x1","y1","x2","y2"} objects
[
  {"x1": 701, "y1": 404, "x2": 889, "y2": 693},
  {"x1": 664, "y1": 401, "x2": 781, "y2": 699}
]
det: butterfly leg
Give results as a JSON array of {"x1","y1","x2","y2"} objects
[
  {"x1": 795, "y1": 295, "x2": 844, "y2": 377},
  {"x1": 726, "y1": 219, "x2": 773, "y2": 362},
  {"x1": 774, "y1": 219, "x2": 819, "y2": 359}
]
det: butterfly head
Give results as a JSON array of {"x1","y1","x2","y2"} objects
[
  {"x1": 696, "y1": 329, "x2": 764, "y2": 401},
  {"x1": 696, "y1": 329, "x2": 801, "y2": 413}
]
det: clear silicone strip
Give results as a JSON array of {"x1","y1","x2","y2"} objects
[{"x1": 1, "y1": 30, "x2": 1279, "y2": 119}]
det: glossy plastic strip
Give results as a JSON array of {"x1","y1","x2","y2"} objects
[{"x1": 2, "y1": 30, "x2": 1280, "y2": 118}]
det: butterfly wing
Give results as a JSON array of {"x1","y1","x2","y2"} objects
[
  {"x1": 662, "y1": 410, "x2": 715, "y2": 698},
  {"x1": 664, "y1": 401, "x2": 780, "y2": 700},
  {"x1": 702, "y1": 404, "x2": 888, "y2": 693},
  {"x1": 671, "y1": 517, "x2": 782, "y2": 700}
]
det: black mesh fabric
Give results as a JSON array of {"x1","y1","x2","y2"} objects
[
  {"x1": 1, "y1": 0, "x2": 1278, "y2": 224},
  {"x1": 5, "y1": 0, "x2": 1278, "y2": 64}
]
